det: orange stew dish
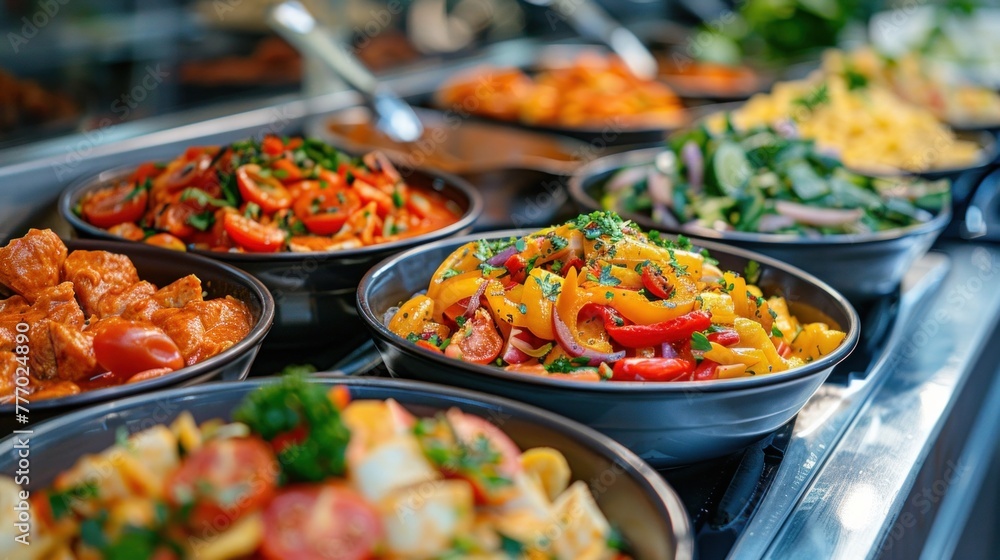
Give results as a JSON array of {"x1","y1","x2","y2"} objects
[
  {"x1": 0, "y1": 229, "x2": 252, "y2": 402},
  {"x1": 436, "y1": 54, "x2": 686, "y2": 129},
  {"x1": 75, "y1": 136, "x2": 461, "y2": 253}
]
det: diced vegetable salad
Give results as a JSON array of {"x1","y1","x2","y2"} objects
[
  {"x1": 4, "y1": 375, "x2": 632, "y2": 559},
  {"x1": 601, "y1": 122, "x2": 949, "y2": 236}
]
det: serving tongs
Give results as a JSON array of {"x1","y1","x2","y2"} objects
[
  {"x1": 268, "y1": 0, "x2": 424, "y2": 143},
  {"x1": 524, "y1": 0, "x2": 658, "y2": 80}
]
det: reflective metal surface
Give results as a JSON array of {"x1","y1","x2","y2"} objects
[{"x1": 730, "y1": 243, "x2": 1000, "y2": 558}]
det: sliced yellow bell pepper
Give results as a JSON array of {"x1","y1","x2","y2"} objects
[
  {"x1": 723, "y1": 272, "x2": 750, "y2": 319},
  {"x1": 585, "y1": 273, "x2": 697, "y2": 324},
  {"x1": 434, "y1": 276, "x2": 486, "y2": 321},
  {"x1": 483, "y1": 279, "x2": 522, "y2": 325},
  {"x1": 768, "y1": 296, "x2": 801, "y2": 346},
  {"x1": 519, "y1": 268, "x2": 566, "y2": 340},
  {"x1": 389, "y1": 295, "x2": 435, "y2": 337},
  {"x1": 704, "y1": 342, "x2": 761, "y2": 368},
  {"x1": 698, "y1": 292, "x2": 736, "y2": 324},
  {"x1": 790, "y1": 323, "x2": 846, "y2": 362},
  {"x1": 427, "y1": 241, "x2": 480, "y2": 298},
  {"x1": 734, "y1": 317, "x2": 787, "y2": 372}
]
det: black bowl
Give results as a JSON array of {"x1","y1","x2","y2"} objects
[
  {"x1": 0, "y1": 377, "x2": 695, "y2": 560},
  {"x1": 357, "y1": 230, "x2": 859, "y2": 467},
  {"x1": 59, "y1": 165, "x2": 482, "y2": 352},
  {"x1": 569, "y1": 147, "x2": 951, "y2": 304},
  {"x1": 0, "y1": 238, "x2": 274, "y2": 430}
]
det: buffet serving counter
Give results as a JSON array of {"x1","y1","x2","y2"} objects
[{"x1": 2, "y1": 37, "x2": 999, "y2": 559}]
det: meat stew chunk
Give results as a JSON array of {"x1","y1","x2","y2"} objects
[{"x1": 0, "y1": 229, "x2": 67, "y2": 302}]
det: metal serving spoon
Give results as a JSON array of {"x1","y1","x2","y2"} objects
[
  {"x1": 267, "y1": 0, "x2": 424, "y2": 143},
  {"x1": 523, "y1": 0, "x2": 658, "y2": 80}
]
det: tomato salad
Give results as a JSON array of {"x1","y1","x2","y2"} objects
[
  {"x1": 387, "y1": 212, "x2": 846, "y2": 382},
  {"x1": 5, "y1": 375, "x2": 633, "y2": 559},
  {"x1": 75, "y1": 136, "x2": 462, "y2": 253}
]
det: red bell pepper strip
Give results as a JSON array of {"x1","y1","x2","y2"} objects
[
  {"x1": 587, "y1": 305, "x2": 713, "y2": 348},
  {"x1": 707, "y1": 329, "x2": 740, "y2": 346},
  {"x1": 694, "y1": 359, "x2": 719, "y2": 381},
  {"x1": 612, "y1": 357, "x2": 695, "y2": 381}
]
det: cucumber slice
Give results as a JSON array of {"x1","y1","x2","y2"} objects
[{"x1": 713, "y1": 141, "x2": 752, "y2": 196}]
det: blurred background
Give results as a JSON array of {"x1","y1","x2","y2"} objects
[{"x1": 1, "y1": 0, "x2": 997, "y2": 150}]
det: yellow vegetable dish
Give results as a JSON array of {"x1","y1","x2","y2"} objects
[
  {"x1": 388, "y1": 212, "x2": 846, "y2": 382},
  {"x1": 0, "y1": 376, "x2": 632, "y2": 560},
  {"x1": 823, "y1": 48, "x2": 1000, "y2": 127},
  {"x1": 728, "y1": 71, "x2": 983, "y2": 173}
]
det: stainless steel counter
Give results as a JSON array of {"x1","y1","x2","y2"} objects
[{"x1": 731, "y1": 242, "x2": 1000, "y2": 559}]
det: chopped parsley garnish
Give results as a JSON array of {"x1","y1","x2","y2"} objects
[
  {"x1": 544, "y1": 356, "x2": 592, "y2": 373},
  {"x1": 793, "y1": 83, "x2": 830, "y2": 113},
  {"x1": 179, "y1": 187, "x2": 232, "y2": 208},
  {"x1": 442, "y1": 268, "x2": 462, "y2": 279},
  {"x1": 772, "y1": 325, "x2": 784, "y2": 338},
  {"x1": 49, "y1": 482, "x2": 99, "y2": 520},
  {"x1": 186, "y1": 211, "x2": 215, "y2": 232},
  {"x1": 532, "y1": 275, "x2": 562, "y2": 301},
  {"x1": 744, "y1": 260, "x2": 761, "y2": 284},
  {"x1": 572, "y1": 211, "x2": 626, "y2": 241},
  {"x1": 515, "y1": 238, "x2": 527, "y2": 252},
  {"x1": 518, "y1": 303, "x2": 528, "y2": 314},
  {"x1": 392, "y1": 189, "x2": 404, "y2": 208},
  {"x1": 598, "y1": 264, "x2": 622, "y2": 286}
]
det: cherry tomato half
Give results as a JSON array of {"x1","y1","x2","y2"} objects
[
  {"x1": 444, "y1": 408, "x2": 522, "y2": 504},
  {"x1": 641, "y1": 265, "x2": 674, "y2": 300},
  {"x1": 92, "y1": 321, "x2": 184, "y2": 378},
  {"x1": 293, "y1": 188, "x2": 361, "y2": 236},
  {"x1": 260, "y1": 484, "x2": 381, "y2": 560},
  {"x1": 236, "y1": 164, "x2": 293, "y2": 213},
  {"x1": 167, "y1": 437, "x2": 279, "y2": 530},
  {"x1": 145, "y1": 233, "x2": 186, "y2": 251},
  {"x1": 82, "y1": 183, "x2": 148, "y2": 228},
  {"x1": 223, "y1": 212, "x2": 285, "y2": 253},
  {"x1": 445, "y1": 308, "x2": 503, "y2": 365}
]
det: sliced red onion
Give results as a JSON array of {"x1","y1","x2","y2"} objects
[
  {"x1": 682, "y1": 141, "x2": 703, "y2": 192},
  {"x1": 463, "y1": 281, "x2": 490, "y2": 318},
  {"x1": 775, "y1": 201, "x2": 864, "y2": 227},
  {"x1": 660, "y1": 342, "x2": 678, "y2": 359},
  {"x1": 648, "y1": 171, "x2": 672, "y2": 206},
  {"x1": 775, "y1": 119, "x2": 799, "y2": 139},
  {"x1": 363, "y1": 151, "x2": 402, "y2": 182},
  {"x1": 487, "y1": 244, "x2": 519, "y2": 267},
  {"x1": 652, "y1": 203, "x2": 679, "y2": 227},
  {"x1": 502, "y1": 327, "x2": 531, "y2": 364},
  {"x1": 502, "y1": 327, "x2": 552, "y2": 364},
  {"x1": 606, "y1": 165, "x2": 653, "y2": 194},
  {"x1": 552, "y1": 306, "x2": 625, "y2": 366},
  {"x1": 383, "y1": 306, "x2": 400, "y2": 326},
  {"x1": 757, "y1": 213, "x2": 797, "y2": 232}
]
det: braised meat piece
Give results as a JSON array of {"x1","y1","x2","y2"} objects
[
  {"x1": 154, "y1": 274, "x2": 203, "y2": 308},
  {"x1": 19, "y1": 282, "x2": 85, "y2": 380},
  {"x1": 49, "y1": 322, "x2": 100, "y2": 382},
  {"x1": 120, "y1": 275, "x2": 204, "y2": 322},
  {"x1": 0, "y1": 351, "x2": 17, "y2": 403},
  {"x1": 0, "y1": 229, "x2": 67, "y2": 303},
  {"x1": 151, "y1": 296, "x2": 252, "y2": 365},
  {"x1": 97, "y1": 281, "x2": 156, "y2": 319},
  {"x1": 63, "y1": 250, "x2": 139, "y2": 317},
  {"x1": 0, "y1": 296, "x2": 29, "y2": 350}
]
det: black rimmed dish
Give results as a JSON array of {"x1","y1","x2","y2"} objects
[
  {"x1": 357, "y1": 230, "x2": 860, "y2": 468},
  {"x1": 0, "y1": 239, "x2": 274, "y2": 430},
  {"x1": 0, "y1": 377, "x2": 695, "y2": 560},
  {"x1": 569, "y1": 147, "x2": 952, "y2": 304},
  {"x1": 59, "y1": 164, "x2": 482, "y2": 353}
]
